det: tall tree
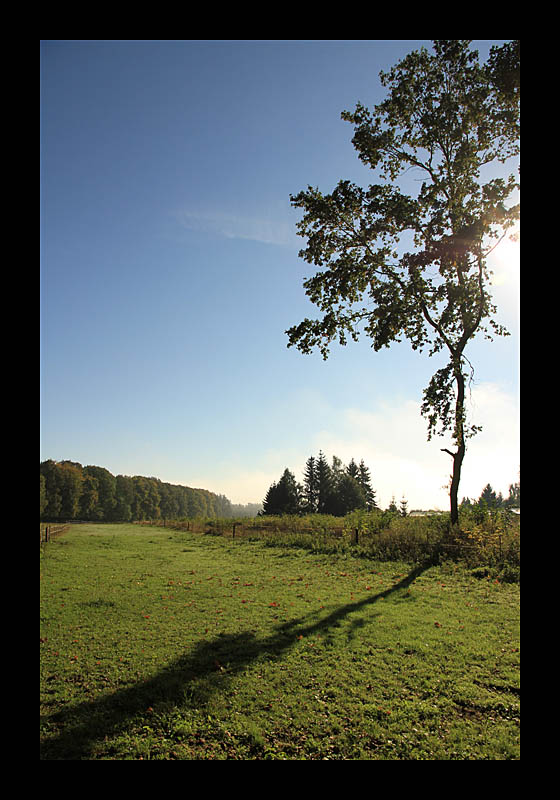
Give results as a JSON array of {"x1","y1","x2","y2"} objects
[
  {"x1": 262, "y1": 468, "x2": 301, "y2": 515},
  {"x1": 131, "y1": 475, "x2": 159, "y2": 520},
  {"x1": 115, "y1": 474, "x2": 134, "y2": 521},
  {"x1": 315, "y1": 451, "x2": 334, "y2": 514},
  {"x1": 302, "y1": 456, "x2": 319, "y2": 513},
  {"x1": 83, "y1": 465, "x2": 117, "y2": 520},
  {"x1": 331, "y1": 472, "x2": 367, "y2": 516},
  {"x1": 357, "y1": 460, "x2": 377, "y2": 510},
  {"x1": 40, "y1": 474, "x2": 47, "y2": 517},
  {"x1": 331, "y1": 455, "x2": 344, "y2": 486},
  {"x1": 79, "y1": 473, "x2": 100, "y2": 519},
  {"x1": 262, "y1": 481, "x2": 281, "y2": 516},
  {"x1": 286, "y1": 41, "x2": 519, "y2": 526},
  {"x1": 278, "y1": 468, "x2": 302, "y2": 515},
  {"x1": 40, "y1": 460, "x2": 63, "y2": 519},
  {"x1": 399, "y1": 495, "x2": 409, "y2": 517},
  {"x1": 478, "y1": 483, "x2": 500, "y2": 509},
  {"x1": 157, "y1": 480, "x2": 179, "y2": 521}
]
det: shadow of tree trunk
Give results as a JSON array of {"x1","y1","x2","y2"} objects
[{"x1": 40, "y1": 561, "x2": 432, "y2": 759}]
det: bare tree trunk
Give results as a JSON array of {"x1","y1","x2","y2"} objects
[
  {"x1": 442, "y1": 364, "x2": 467, "y2": 527},
  {"x1": 449, "y1": 444, "x2": 465, "y2": 525}
]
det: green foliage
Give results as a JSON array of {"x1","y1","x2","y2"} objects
[
  {"x1": 286, "y1": 40, "x2": 520, "y2": 524},
  {"x1": 39, "y1": 460, "x2": 234, "y2": 523},
  {"x1": 301, "y1": 456, "x2": 319, "y2": 514},
  {"x1": 79, "y1": 473, "x2": 100, "y2": 519},
  {"x1": 262, "y1": 452, "x2": 376, "y2": 517},
  {"x1": 358, "y1": 460, "x2": 377, "y2": 510},
  {"x1": 478, "y1": 483, "x2": 501, "y2": 509},
  {"x1": 263, "y1": 469, "x2": 301, "y2": 516},
  {"x1": 40, "y1": 474, "x2": 47, "y2": 516},
  {"x1": 199, "y1": 505, "x2": 519, "y2": 579},
  {"x1": 330, "y1": 473, "x2": 367, "y2": 516},
  {"x1": 83, "y1": 465, "x2": 117, "y2": 520}
]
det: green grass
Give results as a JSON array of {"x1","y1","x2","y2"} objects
[{"x1": 40, "y1": 524, "x2": 520, "y2": 760}]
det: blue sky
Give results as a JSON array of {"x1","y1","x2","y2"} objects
[{"x1": 40, "y1": 40, "x2": 519, "y2": 509}]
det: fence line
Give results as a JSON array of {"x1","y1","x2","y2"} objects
[
  {"x1": 133, "y1": 519, "x2": 349, "y2": 539},
  {"x1": 40, "y1": 524, "x2": 70, "y2": 544},
  {"x1": 132, "y1": 518, "x2": 515, "y2": 559}
]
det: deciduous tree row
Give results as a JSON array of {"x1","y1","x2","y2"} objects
[{"x1": 39, "y1": 460, "x2": 233, "y2": 522}]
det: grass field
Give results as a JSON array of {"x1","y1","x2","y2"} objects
[{"x1": 40, "y1": 523, "x2": 520, "y2": 760}]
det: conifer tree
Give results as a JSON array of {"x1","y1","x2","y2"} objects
[
  {"x1": 315, "y1": 451, "x2": 334, "y2": 514},
  {"x1": 332, "y1": 473, "x2": 367, "y2": 516},
  {"x1": 263, "y1": 469, "x2": 301, "y2": 515},
  {"x1": 358, "y1": 460, "x2": 377, "y2": 510},
  {"x1": 262, "y1": 482, "x2": 281, "y2": 515},
  {"x1": 302, "y1": 456, "x2": 318, "y2": 513},
  {"x1": 478, "y1": 483, "x2": 500, "y2": 509}
]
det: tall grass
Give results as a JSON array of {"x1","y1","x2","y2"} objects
[{"x1": 155, "y1": 507, "x2": 519, "y2": 582}]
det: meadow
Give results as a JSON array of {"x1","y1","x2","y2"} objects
[{"x1": 40, "y1": 523, "x2": 520, "y2": 760}]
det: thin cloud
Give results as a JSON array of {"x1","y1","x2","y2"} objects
[{"x1": 175, "y1": 209, "x2": 297, "y2": 247}]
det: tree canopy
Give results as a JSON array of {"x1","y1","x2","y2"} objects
[
  {"x1": 286, "y1": 40, "x2": 520, "y2": 525},
  {"x1": 40, "y1": 460, "x2": 234, "y2": 522}
]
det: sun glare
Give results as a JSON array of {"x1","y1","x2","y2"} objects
[{"x1": 488, "y1": 229, "x2": 520, "y2": 289}]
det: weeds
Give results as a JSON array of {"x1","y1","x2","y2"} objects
[{"x1": 188, "y1": 507, "x2": 519, "y2": 580}]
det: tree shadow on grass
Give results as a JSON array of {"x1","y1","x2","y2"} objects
[{"x1": 40, "y1": 562, "x2": 431, "y2": 759}]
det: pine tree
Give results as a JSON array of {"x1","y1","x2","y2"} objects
[
  {"x1": 332, "y1": 473, "x2": 367, "y2": 516},
  {"x1": 302, "y1": 456, "x2": 318, "y2": 513},
  {"x1": 357, "y1": 460, "x2": 377, "y2": 510},
  {"x1": 399, "y1": 495, "x2": 408, "y2": 517},
  {"x1": 262, "y1": 482, "x2": 281, "y2": 515},
  {"x1": 277, "y1": 468, "x2": 302, "y2": 515},
  {"x1": 331, "y1": 455, "x2": 344, "y2": 485},
  {"x1": 263, "y1": 469, "x2": 301, "y2": 515},
  {"x1": 315, "y1": 451, "x2": 334, "y2": 514},
  {"x1": 479, "y1": 483, "x2": 499, "y2": 509}
]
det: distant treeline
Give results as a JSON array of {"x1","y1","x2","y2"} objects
[{"x1": 39, "y1": 460, "x2": 260, "y2": 522}]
